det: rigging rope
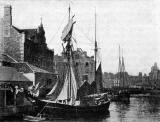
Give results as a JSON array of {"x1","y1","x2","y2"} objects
[
  {"x1": 76, "y1": 25, "x2": 94, "y2": 44},
  {"x1": 47, "y1": 14, "x2": 68, "y2": 45}
]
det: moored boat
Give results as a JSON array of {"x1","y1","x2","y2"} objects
[{"x1": 26, "y1": 6, "x2": 110, "y2": 119}]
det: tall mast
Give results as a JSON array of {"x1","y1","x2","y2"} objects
[
  {"x1": 66, "y1": 5, "x2": 71, "y2": 100},
  {"x1": 94, "y1": 9, "x2": 97, "y2": 83},
  {"x1": 118, "y1": 45, "x2": 121, "y2": 87},
  {"x1": 68, "y1": 4, "x2": 71, "y2": 21},
  {"x1": 118, "y1": 45, "x2": 121, "y2": 73},
  {"x1": 122, "y1": 48, "x2": 125, "y2": 87},
  {"x1": 121, "y1": 48, "x2": 124, "y2": 87}
]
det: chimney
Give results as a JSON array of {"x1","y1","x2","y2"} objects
[{"x1": 3, "y1": 5, "x2": 12, "y2": 37}]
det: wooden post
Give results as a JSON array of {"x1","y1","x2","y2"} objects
[
  {"x1": 4, "y1": 86, "x2": 6, "y2": 107},
  {"x1": 14, "y1": 91, "x2": 16, "y2": 106}
]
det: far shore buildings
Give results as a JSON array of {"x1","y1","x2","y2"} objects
[
  {"x1": 148, "y1": 62, "x2": 160, "y2": 89},
  {"x1": 103, "y1": 62, "x2": 160, "y2": 89}
]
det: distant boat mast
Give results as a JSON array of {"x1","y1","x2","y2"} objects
[{"x1": 117, "y1": 45, "x2": 126, "y2": 87}]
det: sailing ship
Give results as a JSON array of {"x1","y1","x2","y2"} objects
[
  {"x1": 26, "y1": 6, "x2": 110, "y2": 119},
  {"x1": 111, "y1": 46, "x2": 130, "y2": 102}
]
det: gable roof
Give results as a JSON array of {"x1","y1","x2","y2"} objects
[
  {"x1": 11, "y1": 62, "x2": 51, "y2": 74},
  {"x1": 28, "y1": 64, "x2": 50, "y2": 73},
  {"x1": 0, "y1": 66, "x2": 31, "y2": 82},
  {"x1": 0, "y1": 53, "x2": 18, "y2": 63},
  {"x1": 12, "y1": 25, "x2": 37, "y2": 34},
  {"x1": 12, "y1": 26, "x2": 37, "y2": 41}
]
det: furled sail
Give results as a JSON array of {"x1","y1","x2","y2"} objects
[
  {"x1": 61, "y1": 16, "x2": 76, "y2": 43},
  {"x1": 95, "y1": 41, "x2": 103, "y2": 93},
  {"x1": 95, "y1": 63, "x2": 103, "y2": 93},
  {"x1": 95, "y1": 41, "x2": 101, "y2": 70}
]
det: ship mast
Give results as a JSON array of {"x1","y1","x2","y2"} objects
[
  {"x1": 68, "y1": 5, "x2": 72, "y2": 100},
  {"x1": 122, "y1": 49, "x2": 124, "y2": 87},
  {"x1": 94, "y1": 9, "x2": 97, "y2": 85},
  {"x1": 117, "y1": 46, "x2": 126, "y2": 87},
  {"x1": 121, "y1": 49, "x2": 126, "y2": 87},
  {"x1": 68, "y1": 4, "x2": 70, "y2": 22},
  {"x1": 57, "y1": 6, "x2": 77, "y2": 104},
  {"x1": 118, "y1": 45, "x2": 121, "y2": 87},
  {"x1": 94, "y1": 9, "x2": 102, "y2": 94}
]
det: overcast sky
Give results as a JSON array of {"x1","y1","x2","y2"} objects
[{"x1": 1, "y1": 0, "x2": 160, "y2": 75}]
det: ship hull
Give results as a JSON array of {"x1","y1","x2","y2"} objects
[{"x1": 35, "y1": 100, "x2": 110, "y2": 119}]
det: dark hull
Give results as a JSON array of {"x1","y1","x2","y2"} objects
[{"x1": 35, "y1": 100, "x2": 110, "y2": 119}]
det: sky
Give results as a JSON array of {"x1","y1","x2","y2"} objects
[{"x1": 0, "y1": 0, "x2": 160, "y2": 75}]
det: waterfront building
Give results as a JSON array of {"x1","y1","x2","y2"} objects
[
  {"x1": 10, "y1": 62, "x2": 57, "y2": 96},
  {"x1": 0, "y1": 56, "x2": 32, "y2": 117},
  {"x1": 0, "y1": 66, "x2": 32, "y2": 106},
  {"x1": 54, "y1": 48, "x2": 95, "y2": 86},
  {"x1": 73, "y1": 48, "x2": 95, "y2": 85},
  {"x1": 0, "y1": 5, "x2": 56, "y2": 86},
  {"x1": 54, "y1": 48, "x2": 95, "y2": 97},
  {"x1": 0, "y1": 5, "x2": 58, "y2": 118},
  {"x1": 0, "y1": 5, "x2": 54, "y2": 72}
]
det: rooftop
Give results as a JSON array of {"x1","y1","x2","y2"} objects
[{"x1": 0, "y1": 66, "x2": 31, "y2": 82}]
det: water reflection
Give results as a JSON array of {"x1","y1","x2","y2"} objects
[
  {"x1": 46, "y1": 111, "x2": 110, "y2": 122},
  {"x1": 2, "y1": 96, "x2": 160, "y2": 122},
  {"x1": 135, "y1": 96, "x2": 160, "y2": 121},
  {"x1": 108, "y1": 96, "x2": 160, "y2": 122}
]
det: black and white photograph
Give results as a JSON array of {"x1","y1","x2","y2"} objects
[{"x1": 0, "y1": 0, "x2": 160, "y2": 122}]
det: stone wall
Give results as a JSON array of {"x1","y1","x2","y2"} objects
[
  {"x1": 1, "y1": 5, "x2": 54, "y2": 73},
  {"x1": 73, "y1": 49, "x2": 95, "y2": 85},
  {"x1": 3, "y1": 27, "x2": 24, "y2": 62},
  {"x1": 54, "y1": 50, "x2": 95, "y2": 88},
  {"x1": 0, "y1": 18, "x2": 4, "y2": 58}
]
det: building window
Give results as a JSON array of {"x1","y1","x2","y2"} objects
[
  {"x1": 76, "y1": 62, "x2": 78, "y2": 66},
  {"x1": 85, "y1": 62, "x2": 89, "y2": 67},
  {"x1": 82, "y1": 74, "x2": 88, "y2": 81}
]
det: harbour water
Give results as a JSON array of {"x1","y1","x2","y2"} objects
[{"x1": 2, "y1": 96, "x2": 160, "y2": 122}]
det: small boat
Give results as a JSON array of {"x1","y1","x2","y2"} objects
[{"x1": 23, "y1": 115, "x2": 46, "y2": 122}]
